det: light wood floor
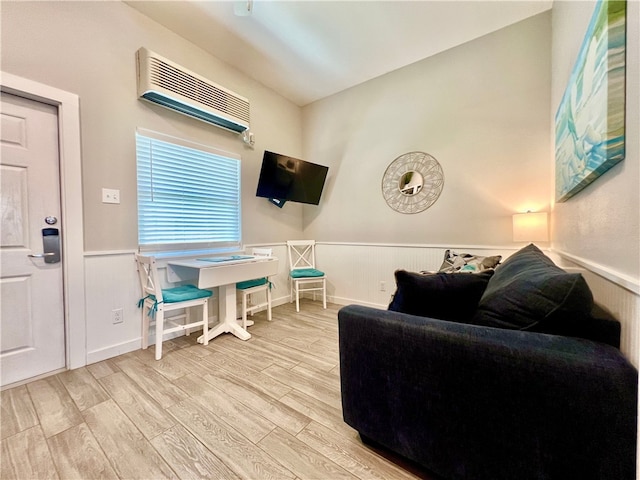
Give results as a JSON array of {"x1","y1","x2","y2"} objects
[{"x1": 1, "y1": 300, "x2": 435, "y2": 480}]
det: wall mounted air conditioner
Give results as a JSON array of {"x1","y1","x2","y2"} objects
[{"x1": 136, "y1": 47, "x2": 250, "y2": 133}]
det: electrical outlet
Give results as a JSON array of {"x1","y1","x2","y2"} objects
[
  {"x1": 102, "y1": 188, "x2": 120, "y2": 204},
  {"x1": 112, "y1": 308, "x2": 124, "y2": 324},
  {"x1": 380, "y1": 281, "x2": 386, "y2": 292}
]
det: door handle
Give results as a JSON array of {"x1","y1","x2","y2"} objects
[{"x1": 27, "y1": 228, "x2": 61, "y2": 264}]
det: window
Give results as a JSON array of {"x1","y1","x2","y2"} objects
[{"x1": 136, "y1": 129, "x2": 241, "y2": 252}]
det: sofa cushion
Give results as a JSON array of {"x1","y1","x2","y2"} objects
[
  {"x1": 438, "y1": 249, "x2": 502, "y2": 273},
  {"x1": 472, "y1": 244, "x2": 593, "y2": 331},
  {"x1": 389, "y1": 269, "x2": 494, "y2": 322}
]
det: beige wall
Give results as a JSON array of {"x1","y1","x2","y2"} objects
[
  {"x1": 550, "y1": 6, "x2": 640, "y2": 463},
  {"x1": 1, "y1": 1, "x2": 304, "y2": 251},
  {"x1": 551, "y1": 1, "x2": 640, "y2": 282},
  {"x1": 301, "y1": 12, "x2": 552, "y2": 247},
  {"x1": 3, "y1": 2, "x2": 638, "y2": 370}
]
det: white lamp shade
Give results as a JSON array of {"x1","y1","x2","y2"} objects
[{"x1": 512, "y1": 212, "x2": 548, "y2": 242}]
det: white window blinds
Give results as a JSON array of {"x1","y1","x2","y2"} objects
[{"x1": 136, "y1": 129, "x2": 241, "y2": 251}]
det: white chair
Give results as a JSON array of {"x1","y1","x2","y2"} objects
[
  {"x1": 135, "y1": 254, "x2": 212, "y2": 360},
  {"x1": 287, "y1": 240, "x2": 327, "y2": 312},
  {"x1": 236, "y1": 248, "x2": 273, "y2": 330}
]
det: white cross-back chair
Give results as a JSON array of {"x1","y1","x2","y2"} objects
[
  {"x1": 135, "y1": 254, "x2": 212, "y2": 360},
  {"x1": 236, "y1": 248, "x2": 273, "y2": 330},
  {"x1": 287, "y1": 240, "x2": 326, "y2": 312}
]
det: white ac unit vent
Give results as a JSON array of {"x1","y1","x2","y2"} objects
[{"x1": 136, "y1": 47, "x2": 250, "y2": 133}]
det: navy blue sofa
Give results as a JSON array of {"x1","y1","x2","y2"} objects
[{"x1": 338, "y1": 245, "x2": 637, "y2": 480}]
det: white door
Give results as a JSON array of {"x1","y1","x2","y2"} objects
[{"x1": 1, "y1": 92, "x2": 65, "y2": 386}]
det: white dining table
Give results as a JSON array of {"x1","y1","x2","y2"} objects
[{"x1": 166, "y1": 255, "x2": 279, "y2": 342}]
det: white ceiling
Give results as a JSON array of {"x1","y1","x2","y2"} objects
[{"x1": 126, "y1": 0, "x2": 552, "y2": 106}]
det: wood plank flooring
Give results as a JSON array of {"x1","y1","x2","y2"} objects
[{"x1": 1, "y1": 300, "x2": 436, "y2": 480}]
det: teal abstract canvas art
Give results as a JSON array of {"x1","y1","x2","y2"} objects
[{"x1": 555, "y1": 0, "x2": 626, "y2": 202}]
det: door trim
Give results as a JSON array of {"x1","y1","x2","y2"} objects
[{"x1": 1, "y1": 72, "x2": 86, "y2": 370}]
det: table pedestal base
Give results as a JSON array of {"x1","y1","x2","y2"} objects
[
  {"x1": 197, "y1": 284, "x2": 252, "y2": 343},
  {"x1": 198, "y1": 318, "x2": 250, "y2": 343}
]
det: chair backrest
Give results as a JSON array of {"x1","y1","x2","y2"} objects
[
  {"x1": 252, "y1": 247, "x2": 273, "y2": 258},
  {"x1": 287, "y1": 240, "x2": 317, "y2": 271},
  {"x1": 135, "y1": 254, "x2": 163, "y2": 302}
]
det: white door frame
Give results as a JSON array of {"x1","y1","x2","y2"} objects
[{"x1": 1, "y1": 72, "x2": 86, "y2": 370}]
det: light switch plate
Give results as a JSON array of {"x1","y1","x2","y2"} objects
[{"x1": 102, "y1": 188, "x2": 120, "y2": 204}]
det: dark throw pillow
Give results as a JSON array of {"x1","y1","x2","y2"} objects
[
  {"x1": 388, "y1": 269, "x2": 494, "y2": 323},
  {"x1": 471, "y1": 244, "x2": 594, "y2": 331}
]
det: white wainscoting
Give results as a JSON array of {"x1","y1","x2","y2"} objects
[
  {"x1": 84, "y1": 251, "x2": 144, "y2": 364},
  {"x1": 555, "y1": 255, "x2": 640, "y2": 367},
  {"x1": 83, "y1": 246, "x2": 293, "y2": 365},
  {"x1": 83, "y1": 244, "x2": 639, "y2": 368},
  {"x1": 584, "y1": 272, "x2": 639, "y2": 367},
  {"x1": 315, "y1": 242, "x2": 639, "y2": 367},
  {"x1": 315, "y1": 242, "x2": 519, "y2": 308}
]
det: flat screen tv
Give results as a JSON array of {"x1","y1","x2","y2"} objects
[{"x1": 256, "y1": 151, "x2": 329, "y2": 207}]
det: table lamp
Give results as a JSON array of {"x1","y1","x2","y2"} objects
[{"x1": 512, "y1": 211, "x2": 548, "y2": 242}]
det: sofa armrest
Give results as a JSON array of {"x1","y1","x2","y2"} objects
[{"x1": 338, "y1": 305, "x2": 637, "y2": 480}]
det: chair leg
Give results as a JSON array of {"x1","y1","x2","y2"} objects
[
  {"x1": 289, "y1": 277, "x2": 293, "y2": 304},
  {"x1": 267, "y1": 286, "x2": 272, "y2": 321},
  {"x1": 322, "y1": 278, "x2": 327, "y2": 309},
  {"x1": 202, "y1": 300, "x2": 209, "y2": 346},
  {"x1": 141, "y1": 305, "x2": 149, "y2": 350},
  {"x1": 185, "y1": 307, "x2": 191, "y2": 336},
  {"x1": 155, "y1": 309, "x2": 164, "y2": 360},
  {"x1": 295, "y1": 281, "x2": 300, "y2": 313}
]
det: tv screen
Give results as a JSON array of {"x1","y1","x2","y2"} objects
[{"x1": 256, "y1": 151, "x2": 329, "y2": 206}]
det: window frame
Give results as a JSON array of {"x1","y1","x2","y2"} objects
[{"x1": 136, "y1": 128, "x2": 242, "y2": 254}]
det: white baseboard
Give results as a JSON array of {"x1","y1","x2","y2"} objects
[
  {"x1": 279, "y1": 292, "x2": 387, "y2": 310},
  {"x1": 85, "y1": 299, "x2": 296, "y2": 365},
  {"x1": 328, "y1": 295, "x2": 387, "y2": 310},
  {"x1": 87, "y1": 339, "x2": 141, "y2": 365}
]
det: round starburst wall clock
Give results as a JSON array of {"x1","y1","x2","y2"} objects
[{"x1": 381, "y1": 151, "x2": 445, "y2": 214}]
